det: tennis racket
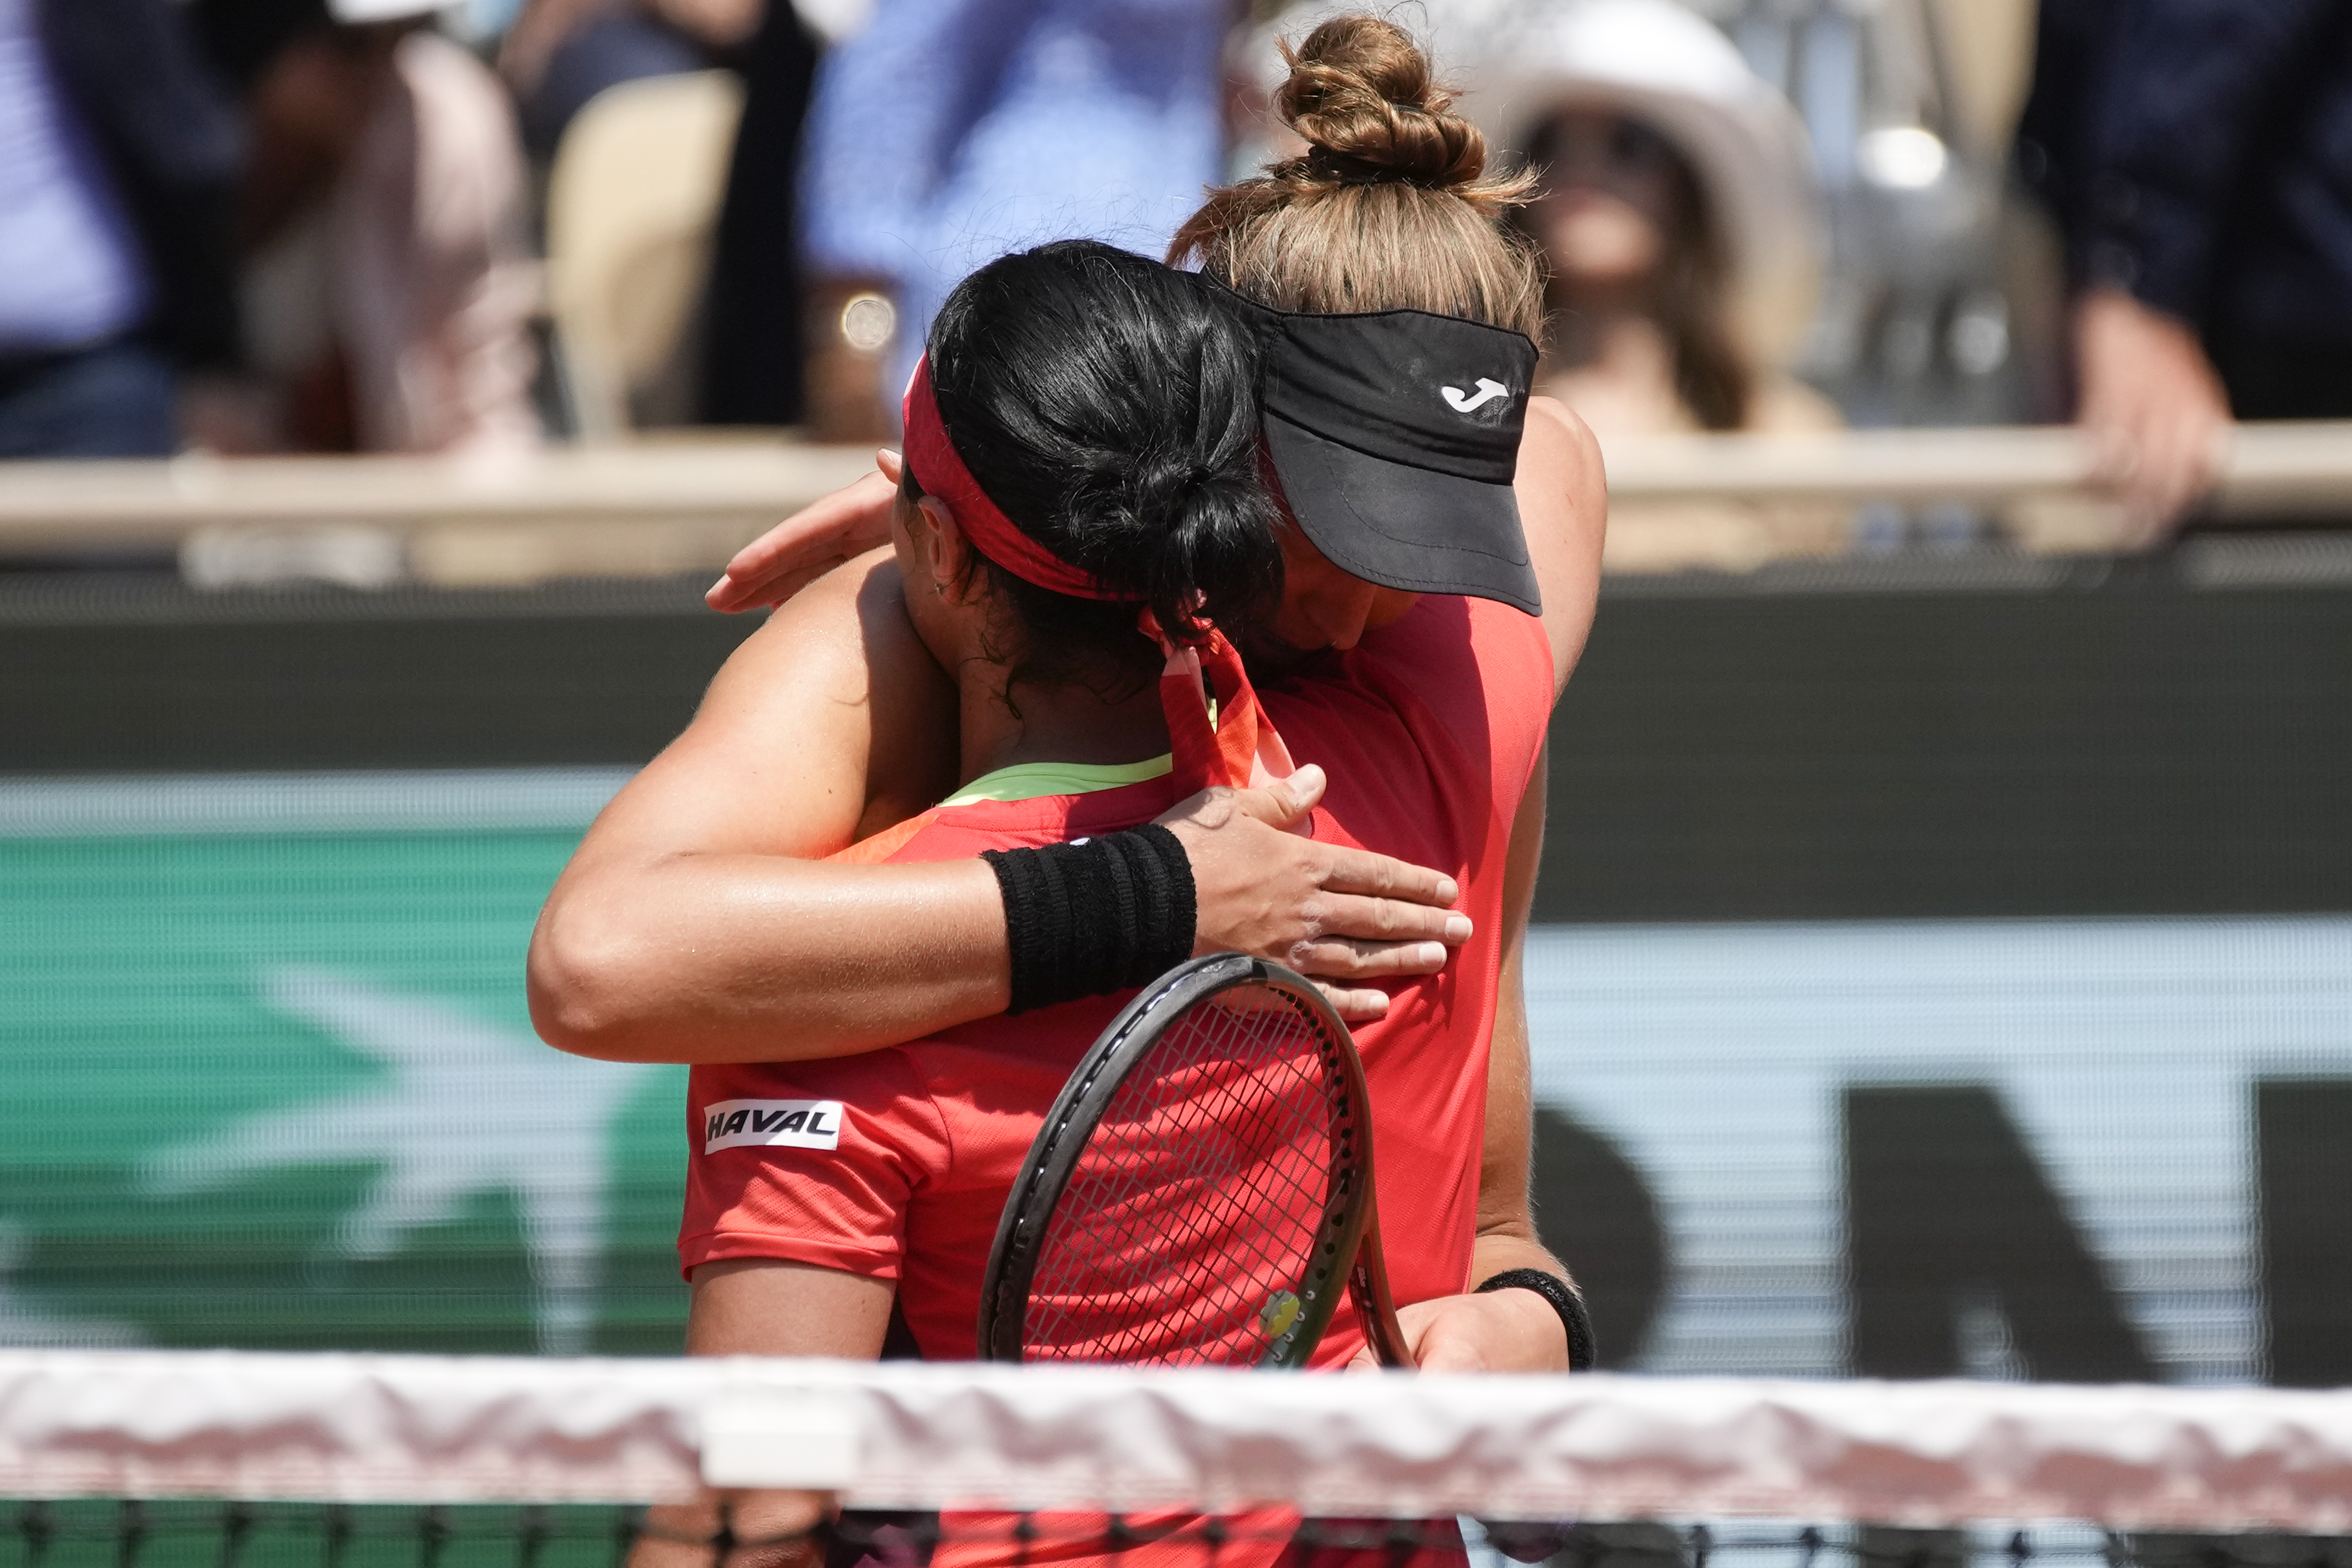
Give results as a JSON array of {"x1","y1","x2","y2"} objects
[{"x1": 978, "y1": 953, "x2": 1412, "y2": 1368}]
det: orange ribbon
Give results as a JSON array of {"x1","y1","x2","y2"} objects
[{"x1": 1141, "y1": 611, "x2": 1296, "y2": 797}]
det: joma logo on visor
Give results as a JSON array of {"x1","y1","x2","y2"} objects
[
  {"x1": 1442, "y1": 378, "x2": 1510, "y2": 413},
  {"x1": 702, "y1": 1098, "x2": 844, "y2": 1153}
]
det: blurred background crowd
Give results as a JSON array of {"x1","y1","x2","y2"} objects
[{"x1": 8, "y1": 0, "x2": 2348, "y2": 542}]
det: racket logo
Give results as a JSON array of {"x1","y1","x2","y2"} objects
[
  {"x1": 702, "y1": 1098, "x2": 845, "y2": 1153},
  {"x1": 1259, "y1": 1290, "x2": 1302, "y2": 1339}
]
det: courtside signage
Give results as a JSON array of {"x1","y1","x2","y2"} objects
[
  {"x1": 703, "y1": 1099, "x2": 845, "y2": 1153},
  {"x1": 9, "y1": 770, "x2": 2349, "y2": 1381}
]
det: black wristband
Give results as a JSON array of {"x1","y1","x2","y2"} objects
[
  {"x1": 982, "y1": 824, "x2": 1197, "y2": 1014},
  {"x1": 1475, "y1": 1268, "x2": 1597, "y2": 1372}
]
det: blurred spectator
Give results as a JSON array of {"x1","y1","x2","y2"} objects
[
  {"x1": 0, "y1": 0, "x2": 241, "y2": 458},
  {"x1": 196, "y1": 0, "x2": 539, "y2": 453},
  {"x1": 2020, "y1": 0, "x2": 2352, "y2": 538},
  {"x1": 1471, "y1": 0, "x2": 1835, "y2": 439},
  {"x1": 795, "y1": 0, "x2": 1228, "y2": 439},
  {"x1": 498, "y1": 0, "x2": 763, "y2": 158},
  {"x1": 697, "y1": 0, "x2": 822, "y2": 428}
]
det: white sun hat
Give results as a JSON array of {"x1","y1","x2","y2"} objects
[{"x1": 1454, "y1": 0, "x2": 1824, "y2": 365}]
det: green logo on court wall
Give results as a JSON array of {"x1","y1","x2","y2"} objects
[{"x1": 0, "y1": 774, "x2": 691, "y2": 1355}]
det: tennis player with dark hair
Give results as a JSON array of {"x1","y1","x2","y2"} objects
[
  {"x1": 570, "y1": 26, "x2": 1605, "y2": 1556},
  {"x1": 665, "y1": 236, "x2": 1572, "y2": 1568},
  {"x1": 681, "y1": 234, "x2": 1576, "y2": 1352}
]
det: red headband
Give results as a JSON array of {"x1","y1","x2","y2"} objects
[
  {"x1": 900, "y1": 354, "x2": 1296, "y2": 797},
  {"x1": 902, "y1": 356, "x2": 1108, "y2": 600}
]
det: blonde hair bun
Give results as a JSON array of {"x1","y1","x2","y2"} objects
[
  {"x1": 1168, "y1": 10, "x2": 1543, "y2": 337},
  {"x1": 1278, "y1": 15, "x2": 1493, "y2": 194}
]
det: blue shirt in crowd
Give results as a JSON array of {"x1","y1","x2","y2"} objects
[
  {"x1": 0, "y1": 0, "x2": 150, "y2": 355},
  {"x1": 797, "y1": 0, "x2": 1226, "y2": 394}
]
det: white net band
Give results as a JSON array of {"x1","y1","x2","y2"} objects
[{"x1": 4, "y1": 1351, "x2": 2350, "y2": 1533}]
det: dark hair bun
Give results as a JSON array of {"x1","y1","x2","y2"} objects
[
  {"x1": 925, "y1": 241, "x2": 1282, "y2": 689},
  {"x1": 1279, "y1": 15, "x2": 1490, "y2": 190}
]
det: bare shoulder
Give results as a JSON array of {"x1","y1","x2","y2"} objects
[
  {"x1": 1519, "y1": 396, "x2": 1608, "y2": 552},
  {"x1": 581, "y1": 549, "x2": 953, "y2": 863},
  {"x1": 696, "y1": 546, "x2": 905, "y2": 723},
  {"x1": 1515, "y1": 396, "x2": 1608, "y2": 693},
  {"x1": 693, "y1": 545, "x2": 956, "y2": 843}
]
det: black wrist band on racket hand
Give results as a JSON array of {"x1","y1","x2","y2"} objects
[
  {"x1": 1475, "y1": 1268, "x2": 1597, "y2": 1372},
  {"x1": 982, "y1": 825, "x2": 1197, "y2": 1014}
]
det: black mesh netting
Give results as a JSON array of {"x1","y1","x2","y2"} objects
[{"x1": 12, "y1": 1505, "x2": 2351, "y2": 1568}]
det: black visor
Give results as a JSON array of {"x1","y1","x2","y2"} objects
[{"x1": 1210, "y1": 284, "x2": 1543, "y2": 616}]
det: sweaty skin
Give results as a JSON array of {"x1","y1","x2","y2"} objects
[{"x1": 660, "y1": 399, "x2": 1606, "y2": 1377}]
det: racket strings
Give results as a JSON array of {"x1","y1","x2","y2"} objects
[
  {"x1": 1030, "y1": 1081, "x2": 1324, "y2": 1353},
  {"x1": 1024, "y1": 986, "x2": 1354, "y2": 1364}
]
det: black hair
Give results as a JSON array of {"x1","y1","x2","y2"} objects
[{"x1": 909, "y1": 240, "x2": 1283, "y2": 700}]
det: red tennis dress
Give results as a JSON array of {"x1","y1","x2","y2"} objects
[{"x1": 678, "y1": 593, "x2": 1554, "y2": 1568}]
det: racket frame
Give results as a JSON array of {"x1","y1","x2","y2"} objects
[{"x1": 978, "y1": 953, "x2": 1406, "y2": 1368}]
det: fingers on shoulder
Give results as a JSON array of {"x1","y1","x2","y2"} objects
[
  {"x1": 1315, "y1": 983, "x2": 1393, "y2": 1023},
  {"x1": 1155, "y1": 784, "x2": 1243, "y2": 835},
  {"x1": 1317, "y1": 932, "x2": 1450, "y2": 974},
  {"x1": 725, "y1": 471, "x2": 892, "y2": 576},
  {"x1": 699, "y1": 554, "x2": 897, "y2": 725}
]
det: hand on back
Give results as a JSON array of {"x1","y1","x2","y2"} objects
[
  {"x1": 706, "y1": 450, "x2": 902, "y2": 614},
  {"x1": 1158, "y1": 764, "x2": 1473, "y2": 1021},
  {"x1": 682, "y1": 399, "x2": 1609, "y2": 1023},
  {"x1": 698, "y1": 469, "x2": 1488, "y2": 1016}
]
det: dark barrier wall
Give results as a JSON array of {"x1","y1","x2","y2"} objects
[
  {"x1": 5, "y1": 562, "x2": 2349, "y2": 1377},
  {"x1": 0, "y1": 580, "x2": 754, "y2": 774},
  {"x1": 1542, "y1": 575, "x2": 2352, "y2": 922},
  {"x1": 9, "y1": 568, "x2": 2351, "y2": 917}
]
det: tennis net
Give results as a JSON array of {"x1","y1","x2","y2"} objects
[{"x1": 5, "y1": 1351, "x2": 2350, "y2": 1568}]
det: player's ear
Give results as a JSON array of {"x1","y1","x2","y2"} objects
[{"x1": 910, "y1": 494, "x2": 976, "y2": 598}]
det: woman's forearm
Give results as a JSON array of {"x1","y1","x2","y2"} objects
[
  {"x1": 1473, "y1": 754, "x2": 1571, "y2": 1288},
  {"x1": 530, "y1": 852, "x2": 1011, "y2": 1063},
  {"x1": 531, "y1": 548, "x2": 1475, "y2": 1065},
  {"x1": 534, "y1": 760, "x2": 1479, "y2": 1064}
]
